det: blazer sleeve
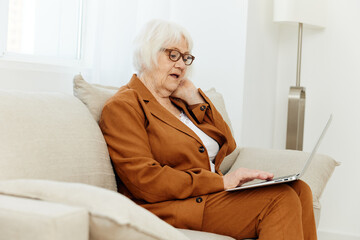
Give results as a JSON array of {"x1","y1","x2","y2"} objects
[{"x1": 99, "y1": 98, "x2": 225, "y2": 203}]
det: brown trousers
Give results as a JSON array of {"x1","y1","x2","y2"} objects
[{"x1": 200, "y1": 180, "x2": 317, "y2": 240}]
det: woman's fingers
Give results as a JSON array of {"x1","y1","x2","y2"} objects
[
  {"x1": 237, "y1": 168, "x2": 272, "y2": 181},
  {"x1": 256, "y1": 170, "x2": 274, "y2": 180},
  {"x1": 223, "y1": 168, "x2": 274, "y2": 190}
]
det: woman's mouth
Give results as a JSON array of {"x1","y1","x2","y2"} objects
[{"x1": 170, "y1": 73, "x2": 180, "y2": 79}]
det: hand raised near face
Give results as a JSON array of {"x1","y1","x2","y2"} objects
[
  {"x1": 171, "y1": 78, "x2": 204, "y2": 105},
  {"x1": 222, "y1": 168, "x2": 274, "y2": 190}
]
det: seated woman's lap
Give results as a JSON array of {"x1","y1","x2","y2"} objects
[{"x1": 200, "y1": 180, "x2": 313, "y2": 240}]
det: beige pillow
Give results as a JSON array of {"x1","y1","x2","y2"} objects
[
  {"x1": 0, "y1": 179, "x2": 189, "y2": 240},
  {"x1": 73, "y1": 74, "x2": 118, "y2": 123},
  {"x1": 203, "y1": 88, "x2": 234, "y2": 135},
  {"x1": 73, "y1": 74, "x2": 240, "y2": 173},
  {"x1": 0, "y1": 89, "x2": 117, "y2": 191}
]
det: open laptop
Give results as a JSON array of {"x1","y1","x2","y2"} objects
[{"x1": 226, "y1": 115, "x2": 333, "y2": 192}]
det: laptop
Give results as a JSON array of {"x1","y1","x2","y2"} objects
[{"x1": 226, "y1": 114, "x2": 333, "y2": 192}]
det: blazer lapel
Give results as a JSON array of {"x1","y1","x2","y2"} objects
[
  {"x1": 127, "y1": 75, "x2": 203, "y2": 145},
  {"x1": 171, "y1": 96, "x2": 226, "y2": 147}
]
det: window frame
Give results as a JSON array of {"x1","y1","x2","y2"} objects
[
  {"x1": 0, "y1": 0, "x2": 10, "y2": 58},
  {"x1": 0, "y1": 0, "x2": 86, "y2": 67}
]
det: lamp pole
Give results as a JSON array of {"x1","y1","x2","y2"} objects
[
  {"x1": 286, "y1": 22, "x2": 306, "y2": 150},
  {"x1": 296, "y1": 23, "x2": 303, "y2": 87}
]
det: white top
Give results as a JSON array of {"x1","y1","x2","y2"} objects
[{"x1": 179, "y1": 112, "x2": 220, "y2": 172}]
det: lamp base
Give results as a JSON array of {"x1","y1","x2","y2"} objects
[{"x1": 286, "y1": 86, "x2": 306, "y2": 150}]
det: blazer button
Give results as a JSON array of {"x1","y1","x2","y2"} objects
[
  {"x1": 196, "y1": 197, "x2": 203, "y2": 203},
  {"x1": 200, "y1": 105, "x2": 206, "y2": 111},
  {"x1": 199, "y1": 146, "x2": 205, "y2": 153}
]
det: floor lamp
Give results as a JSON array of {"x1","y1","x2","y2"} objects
[{"x1": 273, "y1": 0, "x2": 327, "y2": 150}]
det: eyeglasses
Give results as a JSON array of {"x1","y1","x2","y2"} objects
[{"x1": 162, "y1": 48, "x2": 195, "y2": 66}]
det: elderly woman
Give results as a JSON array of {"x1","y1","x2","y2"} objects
[{"x1": 99, "y1": 19, "x2": 317, "y2": 240}]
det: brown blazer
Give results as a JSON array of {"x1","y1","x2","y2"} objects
[{"x1": 99, "y1": 74, "x2": 236, "y2": 229}]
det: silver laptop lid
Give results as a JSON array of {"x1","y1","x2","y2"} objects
[{"x1": 298, "y1": 114, "x2": 333, "y2": 178}]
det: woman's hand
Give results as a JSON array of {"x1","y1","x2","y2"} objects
[
  {"x1": 222, "y1": 168, "x2": 274, "y2": 190},
  {"x1": 171, "y1": 78, "x2": 204, "y2": 105}
]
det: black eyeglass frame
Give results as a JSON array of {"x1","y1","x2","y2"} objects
[{"x1": 161, "y1": 48, "x2": 195, "y2": 66}]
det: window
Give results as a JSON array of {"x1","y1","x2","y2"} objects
[{"x1": 0, "y1": 0, "x2": 83, "y2": 63}]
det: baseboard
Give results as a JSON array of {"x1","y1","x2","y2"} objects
[{"x1": 318, "y1": 230, "x2": 360, "y2": 240}]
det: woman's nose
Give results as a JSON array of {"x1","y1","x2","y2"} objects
[{"x1": 175, "y1": 58, "x2": 186, "y2": 69}]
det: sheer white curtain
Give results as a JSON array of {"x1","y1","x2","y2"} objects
[
  {"x1": 84, "y1": 0, "x2": 172, "y2": 86},
  {"x1": 85, "y1": 0, "x2": 248, "y2": 142}
]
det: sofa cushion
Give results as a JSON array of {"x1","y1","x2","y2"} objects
[
  {"x1": 0, "y1": 179, "x2": 189, "y2": 240},
  {"x1": 0, "y1": 194, "x2": 89, "y2": 240},
  {"x1": 73, "y1": 74, "x2": 240, "y2": 174},
  {"x1": 0, "y1": 90, "x2": 117, "y2": 191}
]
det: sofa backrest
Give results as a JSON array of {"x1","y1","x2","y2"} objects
[{"x1": 0, "y1": 90, "x2": 117, "y2": 191}]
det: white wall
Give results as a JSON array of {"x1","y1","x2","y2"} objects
[
  {"x1": 242, "y1": 0, "x2": 279, "y2": 147},
  {"x1": 244, "y1": 0, "x2": 360, "y2": 238}
]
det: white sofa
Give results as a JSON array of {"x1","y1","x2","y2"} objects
[{"x1": 0, "y1": 75, "x2": 339, "y2": 240}]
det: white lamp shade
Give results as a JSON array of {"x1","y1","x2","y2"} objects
[{"x1": 273, "y1": 0, "x2": 327, "y2": 28}]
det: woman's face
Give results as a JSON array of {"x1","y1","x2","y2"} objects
[{"x1": 148, "y1": 37, "x2": 189, "y2": 97}]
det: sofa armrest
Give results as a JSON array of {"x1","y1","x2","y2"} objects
[
  {"x1": 0, "y1": 194, "x2": 89, "y2": 240},
  {"x1": 227, "y1": 147, "x2": 339, "y2": 227}
]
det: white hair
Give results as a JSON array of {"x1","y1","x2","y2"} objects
[{"x1": 133, "y1": 19, "x2": 193, "y2": 75}]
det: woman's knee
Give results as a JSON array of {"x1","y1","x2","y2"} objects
[
  {"x1": 258, "y1": 184, "x2": 302, "y2": 225},
  {"x1": 270, "y1": 184, "x2": 303, "y2": 213},
  {"x1": 289, "y1": 180, "x2": 314, "y2": 204}
]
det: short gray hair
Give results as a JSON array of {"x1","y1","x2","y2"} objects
[{"x1": 133, "y1": 19, "x2": 193, "y2": 75}]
